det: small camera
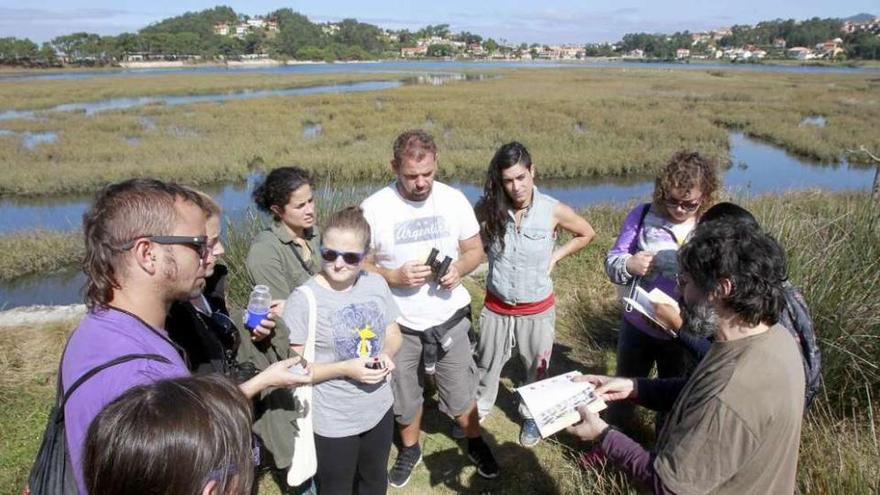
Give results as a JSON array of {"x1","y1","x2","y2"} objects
[
  {"x1": 365, "y1": 358, "x2": 386, "y2": 370},
  {"x1": 425, "y1": 248, "x2": 453, "y2": 282}
]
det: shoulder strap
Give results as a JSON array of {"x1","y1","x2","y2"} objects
[
  {"x1": 625, "y1": 203, "x2": 652, "y2": 257},
  {"x1": 60, "y1": 353, "x2": 172, "y2": 409},
  {"x1": 287, "y1": 241, "x2": 316, "y2": 276},
  {"x1": 297, "y1": 286, "x2": 318, "y2": 362},
  {"x1": 636, "y1": 203, "x2": 651, "y2": 234}
]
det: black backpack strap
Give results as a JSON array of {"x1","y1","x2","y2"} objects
[
  {"x1": 59, "y1": 353, "x2": 172, "y2": 410},
  {"x1": 627, "y1": 203, "x2": 652, "y2": 255}
]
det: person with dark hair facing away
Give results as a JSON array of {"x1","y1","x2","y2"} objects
[
  {"x1": 361, "y1": 130, "x2": 499, "y2": 487},
  {"x1": 58, "y1": 178, "x2": 310, "y2": 494},
  {"x1": 282, "y1": 206, "x2": 402, "y2": 494},
  {"x1": 244, "y1": 166, "x2": 321, "y2": 492},
  {"x1": 84, "y1": 374, "x2": 256, "y2": 495},
  {"x1": 650, "y1": 202, "x2": 822, "y2": 410},
  {"x1": 473, "y1": 141, "x2": 595, "y2": 447},
  {"x1": 604, "y1": 151, "x2": 720, "y2": 428},
  {"x1": 568, "y1": 221, "x2": 805, "y2": 494},
  {"x1": 166, "y1": 189, "x2": 276, "y2": 380}
]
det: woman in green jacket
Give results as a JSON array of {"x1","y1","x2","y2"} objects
[{"x1": 242, "y1": 166, "x2": 320, "y2": 494}]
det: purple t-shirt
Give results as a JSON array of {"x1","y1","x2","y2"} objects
[{"x1": 61, "y1": 307, "x2": 188, "y2": 494}]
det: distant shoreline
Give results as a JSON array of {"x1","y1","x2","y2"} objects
[{"x1": 2, "y1": 57, "x2": 878, "y2": 75}]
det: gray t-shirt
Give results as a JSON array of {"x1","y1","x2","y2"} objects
[{"x1": 283, "y1": 271, "x2": 399, "y2": 438}]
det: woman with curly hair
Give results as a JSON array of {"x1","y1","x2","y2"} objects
[{"x1": 604, "y1": 151, "x2": 720, "y2": 427}]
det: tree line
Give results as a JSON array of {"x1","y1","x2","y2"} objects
[
  {"x1": 0, "y1": 7, "x2": 504, "y2": 67},
  {"x1": 1, "y1": 9, "x2": 878, "y2": 67},
  {"x1": 607, "y1": 17, "x2": 879, "y2": 60}
]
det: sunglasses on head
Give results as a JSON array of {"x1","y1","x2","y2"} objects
[
  {"x1": 320, "y1": 247, "x2": 366, "y2": 265},
  {"x1": 121, "y1": 235, "x2": 210, "y2": 262},
  {"x1": 665, "y1": 197, "x2": 702, "y2": 212}
]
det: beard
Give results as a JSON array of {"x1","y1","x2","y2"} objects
[
  {"x1": 681, "y1": 296, "x2": 719, "y2": 338},
  {"x1": 162, "y1": 250, "x2": 204, "y2": 301}
]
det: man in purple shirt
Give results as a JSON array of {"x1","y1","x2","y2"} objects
[
  {"x1": 61, "y1": 179, "x2": 309, "y2": 494},
  {"x1": 568, "y1": 221, "x2": 804, "y2": 494}
]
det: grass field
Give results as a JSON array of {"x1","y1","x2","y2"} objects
[
  {"x1": 1, "y1": 68, "x2": 878, "y2": 196},
  {"x1": 2, "y1": 190, "x2": 877, "y2": 494}
]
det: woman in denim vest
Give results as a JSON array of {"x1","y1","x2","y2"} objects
[{"x1": 474, "y1": 141, "x2": 595, "y2": 447}]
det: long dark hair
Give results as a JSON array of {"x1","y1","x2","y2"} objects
[
  {"x1": 83, "y1": 375, "x2": 255, "y2": 495},
  {"x1": 475, "y1": 142, "x2": 533, "y2": 251}
]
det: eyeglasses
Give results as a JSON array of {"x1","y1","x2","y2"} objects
[
  {"x1": 320, "y1": 247, "x2": 366, "y2": 265},
  {"x1": 665, "y1": 196, "x2": 702, "y2": 212},
  {"x1": 121, "y1": 235, "x2": 210, "y2": 262}
]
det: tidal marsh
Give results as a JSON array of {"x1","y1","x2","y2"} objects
[
  {"x1": 1, "y1": 68, "x2": 878, "y2": 196},
  {"x1": 2, "y1": 191, "x2": 877, "y2": 494}
]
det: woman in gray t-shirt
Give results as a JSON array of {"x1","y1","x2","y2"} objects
[{"x1": 283, "y1": 206, "x2": 402, "y2": 495}]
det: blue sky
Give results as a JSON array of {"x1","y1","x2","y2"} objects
[{"x1": 1, "y1": 1, "x2": 876, "y2": 44}]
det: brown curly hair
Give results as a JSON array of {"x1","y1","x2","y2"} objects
[{"x1": 652, "y1": 150, "x2": 720, "y2": 217}]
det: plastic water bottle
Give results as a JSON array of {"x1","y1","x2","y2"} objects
[{"x1": 244, "y1": 285, "x2": 271, "y2": 331}]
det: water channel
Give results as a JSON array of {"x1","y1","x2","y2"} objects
[
  {"x1": 0, "y1": 73, "x2": 486, "y2": 122},
  {"x1": 1, "y1": 59, "x2": 877, "y2": 84},
  {"x1": 0, "y1": 131, "x2": 875, "y2": 309}
]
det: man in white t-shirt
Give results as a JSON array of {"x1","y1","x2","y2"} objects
[{"x1": 362, "y1": 129, "x2": 499, "y2": 487}]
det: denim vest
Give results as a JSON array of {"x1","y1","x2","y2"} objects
[{"x1": 486, "y1": 188, "x2": 558, "y2": 304}]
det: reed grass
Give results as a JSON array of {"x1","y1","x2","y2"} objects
[
  {"x1": 1, "y1": 68, "x2": 877, "y2": 196},
  {"x1": 0, "y1": 230, "x2": 83, "y2": 281}
]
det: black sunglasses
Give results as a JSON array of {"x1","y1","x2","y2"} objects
[
  {"x1": 664, "y1": 197, "x2": 702, "y2": 212},
  {"x1": 121, "y1": 235, "x2": 210, "y2": 261},
  {"x1": 320, "y1": 247, "x2": 366, "y2": 265}
]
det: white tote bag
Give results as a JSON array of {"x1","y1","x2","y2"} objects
[{"x1": 287, "y1": 285, "x2": 318, "y2": 487}]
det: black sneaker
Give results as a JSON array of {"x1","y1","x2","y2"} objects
[
  {"x1": 388, "y1": 444, "x2": 422, "y2": 488},
  {"x1": 467, "y1": 437, "x2": 500, "y2": 479}
]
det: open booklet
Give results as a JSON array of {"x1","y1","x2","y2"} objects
[
  {"x1": 623, "y1": 286, "x2": 679, "y2": 332},
  {"x1": 517, "y1": 371, "x2": 607, "y2": 439}
]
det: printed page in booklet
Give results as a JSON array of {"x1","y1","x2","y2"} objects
[
  {"x1": 517, "y1": 371, "x2": 607, "y2": 438},
  {"x1": 622, "y1": 286, "x2": 679, "y2": 331}
]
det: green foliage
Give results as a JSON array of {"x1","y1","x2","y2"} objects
[
  {"x1": 619, "y1": 31, "x2": 692, "y2": 58},
  {"x1": 427, "y1": 43, "x2": 453, "y2": 57},
  {"x1": 0, "y1": 230, "x2": 83, "y2": 281},
  {"x1": 333, "y1": 19, "x2": 384, "y2": 53},
  {"x1": 0, "y1": 38, "x2": 50, "y2": 66},
  {"x1": 141, "y1": 5, "x2": 237, "y2": 39},
  {"x1": 720, "y1": 18, "x2": 843, "y2": 48},
  {"x1": 846, "y1": 31, "x2": 880, "y2": 60}
]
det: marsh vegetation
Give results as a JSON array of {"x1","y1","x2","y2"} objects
[
  {"x1": 1, "y1": 68, "x2": 878, "y2": 196},
  {"x1": 2, "y1": 191, "x2": 877, "y2": 493}
]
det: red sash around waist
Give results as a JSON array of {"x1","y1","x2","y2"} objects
[{"x1": 484, "y1": 290, "x2": 555, "y2": 316}]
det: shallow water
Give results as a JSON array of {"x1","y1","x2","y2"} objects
[
  {"x1": 0, "y1": 131, "x2": 875, "y2": 309},
  {"x1": 0, "y1": 80, "x2": 407, "y2": 120},
  {"x1": 0, "y1": 60, "x2": 877, "y2": 83},
  {"x1": 0, "y1": 74, "x2": 490, "y2": 121},
  {"x1": 0, "y1": 132, "x2": 871, "y2": 235},
  {"x1": 800, "y1": 116, "x2": 827, "y2": 127},
  {"x1": 0, "y1": 129, "x2": 58, "y2": 149}
]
